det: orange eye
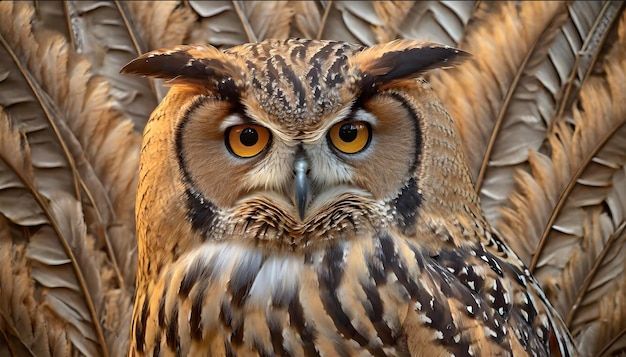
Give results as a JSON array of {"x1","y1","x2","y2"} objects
[
  {"x1": 226, "y1": 124, "x2": 271, "y2": 158},
  {"x1": 328, "y1": 121, "x2": 371, "y2": 154}
]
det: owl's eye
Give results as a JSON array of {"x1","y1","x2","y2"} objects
[
  {"x1": 226, "y1": 124, "x2": 271, "y2": 158},
  {"x1": 328, "y1": 121, "x2": 371, "y2": 154}
]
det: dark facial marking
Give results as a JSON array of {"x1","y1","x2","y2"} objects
[
  {"x1": 392, "y1": 177, "x2": 423, "y2": 234},
  {"x1": 175, "y1": 96, "x2": 220, "y2": 240}
]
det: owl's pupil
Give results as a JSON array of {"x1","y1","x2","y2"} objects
[
  {"x1": 240, "y1": 128, "x2": 259, "y2": 146},
  {"x1": 339, "y1": 124, "x2": 358, "y2": 142}
]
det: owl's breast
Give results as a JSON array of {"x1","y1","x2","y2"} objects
[
  {"x1": 134, "y1": 238, "x2": 416, "y2": 356},
  {"x1": 133, "y1": 229, "x2": 558, "y2": 356}
]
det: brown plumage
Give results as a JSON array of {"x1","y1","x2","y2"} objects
[
  {"x1": 119, "y1": 39, "x2": 575, "y2": 356},
  {"x1": 0, "y1": 1, "x2": 625, "y2": 357}
]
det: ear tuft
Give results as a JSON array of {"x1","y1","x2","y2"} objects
[
  {"x1": 351, "y1": 40, "x2": 470, "y2": 87},
  {"x1": 121, "y1": 45, "x2": 243, "y2": 86}
]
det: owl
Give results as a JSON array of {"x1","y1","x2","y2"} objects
[{"x1": 121, "y1": 39, "x2": 577, "y2": 356}]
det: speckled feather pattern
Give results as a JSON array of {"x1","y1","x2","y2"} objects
[
  {"x1": 134, "y1": 229, "x2": 562, "y2": 356},
  {"x1": 226, "y1": 40, "x2": 364, "y2": 127},
  {"x1": 123, "y1": 39, "x2": 577, "y2": 356}
]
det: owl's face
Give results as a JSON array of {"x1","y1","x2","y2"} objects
[{"x1": 124, "y1": 39, "x2": 469, "y2": 250}]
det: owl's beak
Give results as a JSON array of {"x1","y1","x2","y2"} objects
[{"x1": 293, "y1": 151, "x2": 310, "y2": 220}]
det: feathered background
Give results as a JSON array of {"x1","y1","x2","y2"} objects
[{"x1": 0, "y1": 1, "x2": 624, "y2": 356}]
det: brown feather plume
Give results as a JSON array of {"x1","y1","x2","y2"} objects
[
  {"x1": 0, "y1": 2, "x2": 139, "y2": 355},
  {"x1": 497, "y1": 9, "x2": 626, "y2": 355}
]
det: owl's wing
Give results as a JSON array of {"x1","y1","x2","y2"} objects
[{"x1": 378, "y1": 227, "x2": 576, "y2": 357}]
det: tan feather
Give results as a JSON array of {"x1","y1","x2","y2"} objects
[
  {"x1": 0, "y1": 109, "x2": 46, "y2": 227},
  {"x1": 498, "y1": 14, "x2": 626, "y2": 269},
  {"x1": 124, "y1": 1, "x2": 195, "y2": 50},
  {"x1": 187, "y1": 1, "x2": 293, "y2": 46},
  {"x1": 0, "y1": 109, "x2": 106, "y2": 355},
  {"x1": 289, "y1": 1, "x2": 385, "y2": 45},
  {"x1": 290, "y1": 1, "x2": 323, "y2": 39},
  {"x1": 1, "y1": 1, "x2": 138, "y2": 291},
  {"x1": 576, "y1": 268, "x2": 626, "y2": 356},
  {"x1": 429, "y1": 1, "x2": 622, "y2": 226},
  {"x1": 66, "y1": 1, "x2": 162, "y2": 129},
  {"x1": 0, "y1": 2, "x2": 79, "y2": 199},
  {"x1": 30, "y1": 1, "x2": 166, "y2": 130},
  {"x1": 391, "y1": 1, "x2": 478, "y2": 46},
  {"x1": 0, "y1": 227, "x2": 71, "y2": 357},
  {"x1": 27, "y1": 193, "x2": 107, "y2": 357},
  {"x1": 319, "y1": 1, "x2": 380, "y2": 45},
  {"x1": 497, "y1": 10, "x2": 626, "y2": 355},
  {"x1": 1, "y1": 2, "x2": 138, "y2": 355}
]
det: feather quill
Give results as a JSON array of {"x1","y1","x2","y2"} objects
[{"x1": 64, "y1": 1, "x2": 160, "y2": 130}]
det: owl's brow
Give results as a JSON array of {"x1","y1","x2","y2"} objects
[{"x1": 219, "y1": 113, "x2": 246, "y2": 132}]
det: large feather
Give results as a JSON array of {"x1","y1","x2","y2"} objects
[
  {"x1": 0, "y1": 221, "x2": 71, "y2": 357},
  {"x1": 0, "y1": 2, "x2": 138, "y2": 355},
  {"x1": 26, "y1": 195, "x2": 106, "y2": 357},
  {"x1": 0, "y1": 108, "x2": 106, "y2": 356},
  {"x1": 0, "y1": 3, "x2": 78, "y2": 199},
  {"x1": 1, "y1": 1, "x2": 138, "y2": 286},
  {"x1": 497, "y1": 9, "x2": 626, "y2": 355},
  {"x1": 429, "y1": 1, "x2": 623, "y2": 226},
  {"x1": 31, "y1": 1, "x2": 165, "y2": 130}
]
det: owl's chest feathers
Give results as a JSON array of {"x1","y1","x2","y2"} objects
[
  {"x1": 136, "y1": 225, "x2": 551, "y2": 356},
  {"x1": 140, "y1": 237, "x2": 411, "y2": 356}
]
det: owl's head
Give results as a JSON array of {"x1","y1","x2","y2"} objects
[{"x1": 123, "y1": 39, "x2": 473, "y2": 253}]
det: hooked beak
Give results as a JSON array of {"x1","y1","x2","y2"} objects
[{"x1": 293, "y1": 151, "x2": 310, "y2": 220}]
